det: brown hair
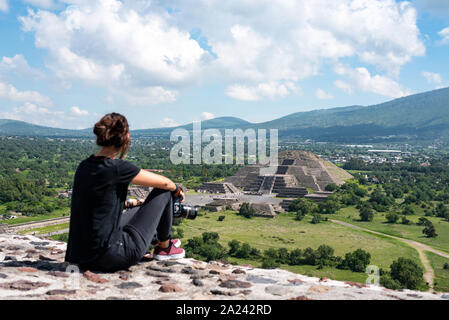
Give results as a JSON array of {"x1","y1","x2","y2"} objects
[{"x1": 93, "y1": 113, "x2": 130, "y2": 159}]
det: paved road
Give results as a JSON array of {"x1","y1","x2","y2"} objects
[
  {"x1": 185, "y1": 193, "x2": 283, "y2": 206},
  {"x1": 331, "y1": 219, "x2": 449, "y2": 292}
]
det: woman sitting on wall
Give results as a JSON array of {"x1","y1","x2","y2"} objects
[{"x1": 65, "y1": 113, "x2": 185, "y2": 272}]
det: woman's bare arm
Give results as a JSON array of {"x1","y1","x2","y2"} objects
[{"x1": 131, "y1": 169, "x2": 177, "y2": 191}]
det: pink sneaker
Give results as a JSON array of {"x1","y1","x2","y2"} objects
[
  {"x1": 171, "y1": 238, "x2": 181, "y2": 248},
  {"x1": 153, "y1": 242, "x2": 185, "y2": 260}
]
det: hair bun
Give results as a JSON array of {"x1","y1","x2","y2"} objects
[{"x1": 93, "y1": 113, "x2": 129, "y2": 152}]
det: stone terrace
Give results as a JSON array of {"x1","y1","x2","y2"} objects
[{"x1": 0, "y1": 234, "x2": 447, "y2": 300}]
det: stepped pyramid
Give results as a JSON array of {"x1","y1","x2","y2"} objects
[{"x1": 225, "y1": 150, "x2": 352, "y2": 196}]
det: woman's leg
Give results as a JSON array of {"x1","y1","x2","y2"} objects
[{"x1": 122, "y1": 188, "x2": 174, "y2": 259}]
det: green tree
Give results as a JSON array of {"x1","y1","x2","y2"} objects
[
  {"x1": 401, "y1": 216, "x2": 412, "y2": 225},
  {"x1": 386, "y1": 212, "x2": 399, "y2": 223},
  {"x1": 202, "y1": 232, "x2": 219, "y2": 244},
  {"x1": 228, "y1": 240, "x2": 241, "y2": 256},
  {"x1": 339, "y1": 249, "x2": 371, "y2": 272},
  {"x1": 422, "y1": 224, "x2": 438, "y2": 238},
  {"x1": 261, "y1": 259, "x2": 280, "y2": 269},
  {"x1": 402, "y1": 206, "x2": 415, "y2": 216},
  {"x1": 389, "y1": 258, "x2": 424, "y2": 290},
  {"x1": 235, "y1": 243, "x2": 252, "y2": 259},
  {"x1": 277, "y1": 248, "x2": 290, "y2": 264},
  {"x1": 311, "y1": 213, "x2": 322, "y2": 224},
  {"x1": 288, "y1": 249, "x2": 302, "y2": 265},
  {"x1": 238, "y1": 202, "x2": 256, "y2": 219},
  {"x1": 359, "y1": 206, "x2": 374, "y2": 222},
  {"x1": 417, "y1": 217, "x2": 432, "y2": 227}
]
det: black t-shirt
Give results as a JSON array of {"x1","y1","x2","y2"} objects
[{"x1": 65, "y1": 155, "x2": 140, "y2": 264}]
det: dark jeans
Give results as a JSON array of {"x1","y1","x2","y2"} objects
[{"x1": 81, "y1": 188, "x2": 173, "y2": 272}]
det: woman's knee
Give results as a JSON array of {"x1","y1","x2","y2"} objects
[{"x1": 148, "y1": 188, "x2": 172, "y2": 202}]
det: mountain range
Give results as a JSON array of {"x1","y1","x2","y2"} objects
[{"x1": 1, "y1": 87, "x2": 448, "y2": 143}]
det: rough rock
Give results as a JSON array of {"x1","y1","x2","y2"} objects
[
  {"x1": 0, "y1": 233, "x2": 447, "y2": 300},
  {"x1": 159, "y1": 283, "x2": 182, "y2": 293}
]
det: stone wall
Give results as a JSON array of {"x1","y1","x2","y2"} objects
[{"x1": 0, "y1": 234, "x2": 446, "y2": 300}]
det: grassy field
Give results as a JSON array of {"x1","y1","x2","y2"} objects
[
  {"x1": 426, "y1": 251, "x2": 449, "y2": 293},
  {"x1": 334, "y1": 206, "x2": 449, "y2": 254},
  {"x1": 19, "y1": 222, "x2": 70, "y2": 235},
  {"x1": 1, "y1": 207, "x2": 70, "y2": 225},
  {"x1": 179, "y1": 209, "x2": 423, "y2": 283}
]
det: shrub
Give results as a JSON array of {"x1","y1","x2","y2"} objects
[
  {"x1": 172, "y1": 227, "x2": 184, "y2": 239},
  {"x1": 238, "y1": 202, "x2": 256, "y2": 219},
  {"x1": 277, "y1": 248, "x2": 290, "y2": 264},
  {"x1": 443, "y1": 263, "x2": 449, "y2": 270},
  {"x1": 289, "y1": 198, "x2": 316, "y2": 215},
  {"x1": 302, "y1": 247, "x2": 318, "y2": 265},
  {"x1": 339, "y1": 249, "x2": 371, "y2": 272},
  {"x1": 386, "y1": 212, "x2": 399, "y2": 223},
  {"x1": 199, "y1": 243, "x2": 227, "y2": 261},
  {"x1": 311, "y1": 213, "x2": 322, "y2": 224},
  {"x1": 295, "y1": 210, "x2": 306, "y2": 221},
  {"x1": 422, "y1": 224, "x2": 438, "y2": 238},
  {"x1": 359, "y1": 207, "x2": 374, "y2": 222},
  {"x1": 202, "y1": 232, "x2": 219, "y2": 244},
  {"x1": 417, "y1": 217, "x2": 432, "y2": 226},
  {"x1": 184, "y1": 237, "x2": 203, "y2": 254},
  {"x1": 184, "y1": 232, "x2": 228, "y2": 262},
  {"x1": 315, "y1": 245, "x2": 336, "y2": 267},
  {"x1": 389, "y1": 258, "x2": 424, "y2": 290},
  {"x1": 317, "y1": 196, "x2": 340, "y2": 214},
  {"x1": 325, "y1": 183, "x2": 337, "y2": 192},
  {"x1": 380, "y1": 275, "x2": 402, "y2": 290},
  {"x1": 288, "y1": 248, "x2": 303, "y2": 265},
  {"x1": 261, "y1": 259, "x2": 280, "y2": 269},
  {"x1": 250, "y1": 247, "x2": 261, "y2": 258},
  {"x1": 402, "y1": 206, "x2": 415, "y2": 216},
  {"x1": 218, "y1": 215, "x2": 225, "y2": 222},
  {"x1": 263, "y1": 248, "x2": 278, "y2": 260},
  {"x1": 228, "y1": 240, "x2": 241, "y2": 256},
  {"x1": 401, "y1": 216, "x2": 411, "y2": 225},
  {"x1": 235, "y1": 243, "x2": 252, "y2": 259}
]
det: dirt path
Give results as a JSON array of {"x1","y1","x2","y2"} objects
[{"x1": 331, "y1": 219, "x2": 449, "y2": 292}]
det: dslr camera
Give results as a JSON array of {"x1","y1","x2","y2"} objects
[{"x1": 173, "y1": 196, "x2": 198, "y2": 220}]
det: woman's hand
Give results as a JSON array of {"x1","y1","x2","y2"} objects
[
  {"x1": 124, "y1": 198, "x2": 145, "y2": 208},
  {"x1": 178, "y1": 189, "x2": 185, "y2": 203}
]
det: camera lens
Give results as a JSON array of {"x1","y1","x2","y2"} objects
[{"x1": 181, "y1": 205, "x2": 198, "y2": 220}]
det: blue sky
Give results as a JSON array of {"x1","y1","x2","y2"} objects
[{"x1": 0, "y1": 0, "x2": 448, "y2": 129}]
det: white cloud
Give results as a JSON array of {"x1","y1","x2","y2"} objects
[
  {"x1": 19, "y1": 2, "x2": 207, "y2": 87},
  {"x1": 315, "y1": 88, "x2": 334, "y2": 100},
  {"x1": 201, "y1": 112, "x2": 215, "y2": 120},
  {"x1": 171, "y1": 0, "x2": 425, "y2": 80},
  {"x1": 70, "y1": 106, "x2": 88, "y2": 116},
  {"x1": 334, "y1": 80, "x2": 353, "y2": 95},
  {"x1": 0, "y1": 81, "x2": 53, "y2": 106},
  {"x1": 119, "y1": 86, "x2": 178, "y2": 106},
  {"x1": 18, "y1": 0, "x2": 425, "y2": 102},
  {"x1": 438, "y1": 27, "x2": 449, "y2": 44},
  {"x1": 335, "y1": 65, "x2": 411, "y2": 98},
  {"x1": 226, "y1": 82, "x2": 297, "y2": 101},
  {"x1": 23, "y1": 0, "x2": 58, "y2": 9},
  {"x1": 0, "y1": 102, "x2": 96, "y2": 128},
  {"x1": 0, "y1": 102, "x2": 65, "y2": 127},
  {"x1": 0, "y1": 54, "x2": 45, "y2": 79},
  {"x1": 159, "y1": 117, "x2": 180, "y2": 128},
  {"x1": 422, "y1": 71, "x2": 442, "y2": 84},
  {"x1": 0, "y1": 0, "x2": 8, "y2": 12}
]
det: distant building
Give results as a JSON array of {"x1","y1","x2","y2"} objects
[{"x1": 368, "y1": 150, "x2": 402, "y2": 154}]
